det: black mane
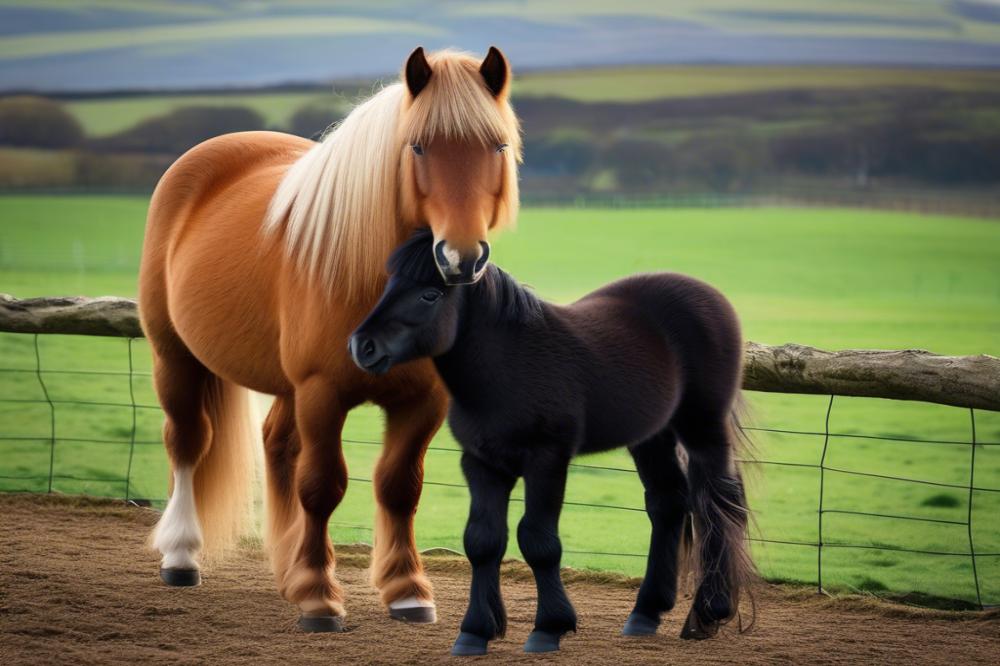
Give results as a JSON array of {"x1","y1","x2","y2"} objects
[
  {"x1": 386, "y1": 229, "x2": 543, "y2": 324},
  {"x1": 387, "y1": 229, "x2": 446, "y2": 286},
  {"x1": 475, "y1": 264, "x2": 544, "y2": 325}
]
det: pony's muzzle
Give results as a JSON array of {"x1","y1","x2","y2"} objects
[
  {"x1": 348, "y1": 334, "x2": 391, "y2": 375},
  {"x1": 434, "y1": 240, "x2": 490, "y2": 285}
]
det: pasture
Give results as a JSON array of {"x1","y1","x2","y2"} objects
[{"x1": 1, "y1": 195, "x2": 999, "y2": 607}]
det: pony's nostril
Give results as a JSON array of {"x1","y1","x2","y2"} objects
[
  {"x1": 363, "y1": 339, "x2": 376, "y2": 358},
  {"x1": 434, "y1": 240, "x2": 450, "y2": 269},
  {"x1": 474, "y1": 241, "x2": 490, "y2": 273}
]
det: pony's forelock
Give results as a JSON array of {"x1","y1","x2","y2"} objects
[
  {"x1": 401, "y1": 49, "x2": 522, "y2": 154},
  {"x1": 264, "y1": 49, "x2": 523, "y2": 302}
]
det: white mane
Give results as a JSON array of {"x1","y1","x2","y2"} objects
[{"x1": 264, "y1": 84, "x2": 406, "y2": 302}]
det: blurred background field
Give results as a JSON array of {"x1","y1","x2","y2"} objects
[
  {"x1": 3, "y1": 2, "x2": 1000, "y2": 212},
  {"x1": 2, "y1": 0, "x2": 1000, "y2": 609}
]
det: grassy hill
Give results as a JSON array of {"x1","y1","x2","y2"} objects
[
  {"x1": 57, "y1": 65, "x2": 1000, "y2": 137},
  {"x1": 515, "y1": 64, "x2": 1000, "y2": 102}
]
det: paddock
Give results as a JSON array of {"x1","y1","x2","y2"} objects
[{"x1": 1, "y1": 493, "x2": 996, "y2": 665}]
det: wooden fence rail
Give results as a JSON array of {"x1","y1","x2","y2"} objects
[{"x1": 2, "y1": 294, "x2": 999, "y2": 412}]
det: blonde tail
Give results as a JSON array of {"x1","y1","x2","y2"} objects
[{"x1": 193, "y1": 376, "x2": 259, "y2": 560}]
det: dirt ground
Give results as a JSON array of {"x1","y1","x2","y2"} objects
[{"x1": 1, "y1": 494, "x2": 997, "y2": 665}]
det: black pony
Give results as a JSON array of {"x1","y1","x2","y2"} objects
[{"x1": 349, "y1": 231, "x2": 754, "y2": 656}]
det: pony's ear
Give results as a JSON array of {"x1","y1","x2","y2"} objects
[
  {"x1": 479, "y1": 46, "x2": 509, "y2": 98},
  {"x1": 405, "y1": 46, "x2": 433, "y2": 98}
]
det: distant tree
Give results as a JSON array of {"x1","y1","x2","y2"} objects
[
  {"x1": 0, "y1": 96, "x2": 83, "y2": 148},
  {"x1": 74, "y1": 152, "x2": 172, "y2": 189},
  {"x1": 603, "y1": 134, "x2": 768, "y2": 192},
  {"x1": 675, "y1": 135, "x2": 768, "y2": 191},
  {"x1": 93, "y1": 106, "x2": 265, "y2": 154},
  {"x1": 523, "y1": 135, "x2": 596, "y2": 176},
  {"x1": 769, "y1": 129, "x2": 856, "y2": 176},
  {"x1": 287, "y1": 104, "x2": 342, "y2": 139},
  {"x1": 603, "y1": 138, "x2": 673, "y2": 189}
]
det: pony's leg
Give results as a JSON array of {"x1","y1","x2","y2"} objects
[
  {"x1": 276, "y1": 378, "x2": 350, "y2": 632},
  {"x1": 674, "y1": 418, "x2": 753, "y2": 640},
  {"x1": 517, "y1": 451, "x2": 576, "y2": 654},
  {"x1": 622, "y1": 429, "x2": 689, "y2": 636},
  {"x1": 451, "y1": 452, "x2": 515, "y2": 657},
  {"x1": 371, "y1": 395, "x2": 447, "y2": 622},
  {"x1": 261, "y1": 395, "x2": 302, "y2": 589},
  {"x1": 149, "y1": 350, "x2": 210, "y2": 585}
]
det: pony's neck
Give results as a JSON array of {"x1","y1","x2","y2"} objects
[{"x1": 434, "y1": 269, "x2": 544, "y2": 401}]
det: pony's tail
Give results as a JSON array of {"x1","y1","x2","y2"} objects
[
  {"x1": 681, "y1": 395, "x2": 757, "y2": 638},
  {"x1": 192, "y1": 376, "x2": 259, "y2": 560}
]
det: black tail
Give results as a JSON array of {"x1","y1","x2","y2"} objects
[{"x1": 680, "y1": 401, "x2": 756, "y2": 638}]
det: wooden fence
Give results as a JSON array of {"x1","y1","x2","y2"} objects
[{"x1": 3, "y1": 294, "x2": 998, "y2": 411}]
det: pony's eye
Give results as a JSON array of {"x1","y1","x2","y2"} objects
[
  {"x1": 411, "y1": 144, "x2": 424, "y2": 156},
  {"x1": 420, "y1": 290, "x2": 442, "y2": 303},
  {"x1": 496, "y1": 143, "x2": 508, "y2": 153}
]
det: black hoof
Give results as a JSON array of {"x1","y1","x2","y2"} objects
[
  {"x1": 389, "y1": 604, "x2": 436, "y2": 624},
  {"x1": 159, "y1": 567, "x2": 200, "y2": 587},
  {"x1": 524, "y1": 630, "x2": 562, "y2": 653},
  {"x1": 679, "y1": 612, "x2": 717, "y2": 641},
  {"x1": 451, "y1": 631, "x2": 488, "y2": 656},
  {"x1": 622, "y1": 611, "x2": 659, "y2": 636},
  {"x1": 298, "y1": 614, "x2": 346, "y2": 633}
]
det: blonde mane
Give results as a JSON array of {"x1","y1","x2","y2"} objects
[{"x1": 264, "y1": 49, "x2": 522, "y2": 303}]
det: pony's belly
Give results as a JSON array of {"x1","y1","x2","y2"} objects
[
  {"x1": 579, "y1": 374, "x2": 680, "y2": 453},
  {"x1": 166, "y1": 221, "x2": 290, "y2": 395},
  {"x1": 168, "y1": 287, "x2": 288, "y2": 394}
]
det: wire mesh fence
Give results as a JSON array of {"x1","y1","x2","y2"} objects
[{"x1": 0, "y1": 331, "x2": 997, "y2": 609}]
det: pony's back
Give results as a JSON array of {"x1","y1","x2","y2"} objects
[{"x1": 580, "y1": 272, "x2": 743, "y2": 397}]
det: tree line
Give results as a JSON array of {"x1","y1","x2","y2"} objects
[{"x1": 2, "y1": 87, "x2": 999, "y2": 196}]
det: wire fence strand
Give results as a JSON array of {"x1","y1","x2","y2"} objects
[
  {"x1": 124, "y1": 338, "x2": 138, "y2": 502},
  {"x1": 968, "y1": 408, "x2": 982, "y2": 609},
  {"x1": 817, "y1": 395, "x2": 834, "y2": 593}
]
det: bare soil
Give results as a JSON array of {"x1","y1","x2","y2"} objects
[{"x1": 1, "y1": 494, "x2": 997, "y2": 665}]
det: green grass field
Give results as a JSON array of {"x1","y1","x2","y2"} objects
[
  {"x1": 1, "y1": 195, "x2": 998, "y2": 606},
  {"x1": 514, "y1": 65, "x2": 1000, "y2": 103}
]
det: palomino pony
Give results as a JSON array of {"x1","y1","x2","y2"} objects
[
  {"x1": 349, "y1": 231, "x2": 755, "y2": 655},
  {"x1": 138, "y1": 47, "x2": 522, "y2": 632}
]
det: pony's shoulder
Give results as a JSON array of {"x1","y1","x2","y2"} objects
[{"x1": 151, "y1": 131, "x2": 313, "y2": 226}]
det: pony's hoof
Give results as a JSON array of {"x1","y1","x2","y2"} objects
[
  {"x1": 451, "y1": 632, "x2": 488, "y2": 656},
  {"x1": 389, "y1": 605, "x2": 436, "y2": 624},
  {"x1": 159, "y1": 567, "x2": 200, "y2": 587},
  {"x1": 679, "y1": 612, "x2": 717, "y2": 641},
  {"x1": 298, "y1": 614, "x2": 346, "y2": 633},
  {"x1": 622, "y1": 611, "x2": 659, "y2": 636},
  {"x1": 523, "y1": 630, "x2": 562, "y2": 653}
]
